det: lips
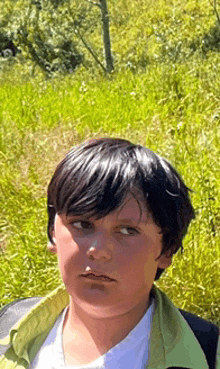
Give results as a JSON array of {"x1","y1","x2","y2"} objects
[{"x1": 80, "y1": 271, "x2": 116, "y2": 282}]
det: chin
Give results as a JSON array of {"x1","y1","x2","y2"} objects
[{"x1": 70, "y1": 292, "x2": 142, "y2": 319}]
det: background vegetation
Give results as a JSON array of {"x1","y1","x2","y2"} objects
[{"x1": 0, "y1": 0, "x2": 220, "y2": 325}]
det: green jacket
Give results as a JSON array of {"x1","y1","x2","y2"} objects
[{"x1": 0, "y1": 284, "x2": 219, "y2": 368}]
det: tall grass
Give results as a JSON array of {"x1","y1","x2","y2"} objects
[{"x1": 0, "y1": 0, "x2": 220, "y2": 325}]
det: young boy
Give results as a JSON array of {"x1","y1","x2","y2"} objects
[{"x1": 0, "y1": 138, "x2": 219, "y2": 369}]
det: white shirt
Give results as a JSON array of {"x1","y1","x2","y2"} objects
[{"x1": 30, "y1": 298, "x2": 155, "y2": 369}]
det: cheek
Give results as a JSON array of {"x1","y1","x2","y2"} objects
[
  {"x1": 56, "y1": 235, "x2": 83, "y2": 273},
  {"x1": 55, "y1": 224, "x2": 73, "y2": 245},
  {"x1": 117, "y1": 237, "x2": 160, "y2": 261},
  {"x1": 116, "y1": 247, "x2": 159, "y2": 281},
  {"x1": 116, "y1": 237, "x2": 147, "y2": 257}
]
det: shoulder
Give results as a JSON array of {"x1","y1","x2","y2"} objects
[
  {"x1": 151, "y1": 286, "x2": 219, "y2": 369},
  {"x1": 0, "y1": 297, "x2": 43, "y2": 349},
  {"x1": 179, "y1": 309, "x2": 219, "y2": 369},
  {"x1": 179, "y1": 308, "x2": 219, "y2": 336}
]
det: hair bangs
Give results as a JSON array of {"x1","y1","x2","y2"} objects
[{"x1": 56, "y1": 150, "x2": 138, "y2": 219}]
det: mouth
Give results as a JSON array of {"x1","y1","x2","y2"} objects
[{"x1": 80, "y1": 272, "x2": 116, "y2": 283}]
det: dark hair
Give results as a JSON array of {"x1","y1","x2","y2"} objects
[{"x1": 47, "y1": 138, "x2": 195, "y2": 280}]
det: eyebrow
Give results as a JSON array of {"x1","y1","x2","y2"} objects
[{"x1": 65, "y1": 214, "x2": 149, "y2": 225}]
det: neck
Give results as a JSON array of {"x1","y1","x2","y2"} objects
[{"x1": 63, "y1": 297, "x2": 151, "y2": 354}]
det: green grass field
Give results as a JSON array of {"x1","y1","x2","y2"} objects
[{"x1": 0, "y1": 0, "x2": 220, "y2": 325}]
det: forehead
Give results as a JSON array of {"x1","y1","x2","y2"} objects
[{"x1": 115, "y1": 193, "x2": 150, "y2": 224}]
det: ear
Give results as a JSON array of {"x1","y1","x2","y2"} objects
[
  {"x1": 157, "y1": 251, "x2": 173, "y2": 269},
  {"x1": 47, "y1": 228, "x2": 58, "y2": 254}
]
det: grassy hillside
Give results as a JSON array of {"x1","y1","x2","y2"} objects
[{"x1": 0, "y1": 0, "x2": 220, "y2": 324}]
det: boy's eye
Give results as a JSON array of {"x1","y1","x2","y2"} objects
[
  {"x1": 72, "y1": 221, "x2": 93, "y2": 230},
  {"x1": 119, "y1": 227, "x2": 139, "y2": 235}
]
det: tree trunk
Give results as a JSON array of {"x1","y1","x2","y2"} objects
[{"x1": 99, "y1": 0, "x2": 114, "y2": 73}]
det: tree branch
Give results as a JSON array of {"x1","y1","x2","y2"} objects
[{"x1": 75, "y1": 27, "x2": 107, "y2": 72}]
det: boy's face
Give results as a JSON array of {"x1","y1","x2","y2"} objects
[{"x1": 49, "y1": 194, "x2": 172, "y2": 319}]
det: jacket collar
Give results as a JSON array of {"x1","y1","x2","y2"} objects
[
  {"x1": 0, "y1": 284, "x2": 209, "y2": 368},
  {"x1": 0, "y1": 284, "x2": 69, "y2": 363},
  {"x1": 148, "y1": 286, "x2": 209, "y2": 369}
]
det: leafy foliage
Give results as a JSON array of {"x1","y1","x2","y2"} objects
[
  {"x1": 1, "y1": 0, "x2": 220, "y2": 75},
  {"x1": 0, "y1": 0, "x2": 102, "y2": 76}
]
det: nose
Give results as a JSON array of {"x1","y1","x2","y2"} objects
[{"x1": 86, "y1": 236, "x2": 112, "y2": 262}]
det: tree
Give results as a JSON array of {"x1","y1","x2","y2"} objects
[
  {"x1": 0, "y1": 0, "x2": 114, "y2": 76},
  {"x1": 72, "y1": 0, "x2": 114, "y2": 73},
  {"x1": 99, "y1": 0, "x2": 114, "y2": 73}
]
